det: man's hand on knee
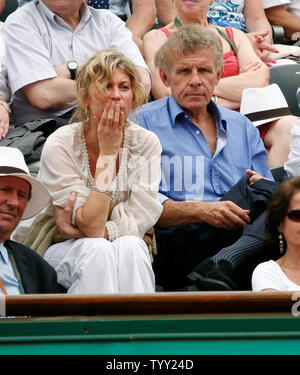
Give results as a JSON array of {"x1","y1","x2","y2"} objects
[{"x1": 201, "y1": 201, "x2": 250, "y2": 230}]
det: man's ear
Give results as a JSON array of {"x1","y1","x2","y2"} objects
[
  {"x1": 216, "y1": 68, "x2": 223, "y2": 83},
  {"x1": 159, "y1": 68, "x2": 171, "y2": 87}
]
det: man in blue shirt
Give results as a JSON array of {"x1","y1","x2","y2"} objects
[{"x1": 136, "y1": 24, "x2": 278, "y2": 291}]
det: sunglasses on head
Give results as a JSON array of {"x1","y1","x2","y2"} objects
[{"x1": 287, "y1": 210, "x2": 300, "y2": 222}]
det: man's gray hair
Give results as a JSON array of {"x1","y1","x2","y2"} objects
[{"x1": 155, "y1": 24, "x2": 224, "y2": 75}]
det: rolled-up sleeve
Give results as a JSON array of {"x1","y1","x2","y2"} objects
[
  {"x1": 108, "y1": 12, "x2": 149, "y2": 71},
  {"x1": 0, "y1": 33, "x2": 10, "y2": 102},
  {"x1": 284, "y1": 119, "x2": 300, "y2": 177},
  {"x1": 3, "y1": 13, "x2": 57, "y2": 95}
]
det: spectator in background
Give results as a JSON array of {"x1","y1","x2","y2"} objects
[
  {"x1": 263, "y1": 0, "x2": 300, "y2": 40},
  {"x1": 0, "y1": 146, "x2": 60, "y2": 295},
  {"x1": 39, "y1": 49, "x2": 162, "y2": 294},
  {"x1": 252, "y1": 177, "x2": 300, "y2": 291},
  {"x1": 144, "y1": 0, "x2": 270, "y2": 100},
  {"x1": 284, "y1": 119, "x2": 300, "y2": 177},
  {"x1": 156, "y1": 0, "x2": 277, "y2": 62},
  {"x1": 209, "y1": 0, "x2": 277, "y2": 62},
  {"x1": 88, "y1": 0, "x2": 156, "y2": 53},
  {"x1": 5, "y1": 0, "x2": 150, "y2": 129},
  {"x1": 18, "y1": 0, "x2": 156, "y2": 54},
  {"x1": 143, "y1": 0, "x2": 295, "y2": 167}
]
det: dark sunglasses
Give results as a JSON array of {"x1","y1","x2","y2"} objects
[{"x1": 287, "y1": 210, "x2": 300, "y2": 222}]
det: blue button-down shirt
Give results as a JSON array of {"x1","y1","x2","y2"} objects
[
  {"x1": 0, "y1": 243, "x2": 20, "y2": 295},
  {"x1": 136, "y1": 96, "x2": 273, "y2": 204}
]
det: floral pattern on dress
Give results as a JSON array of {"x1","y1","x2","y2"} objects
[{"x1": 208, "y1": 0, "x2": 247, "y2": 33}]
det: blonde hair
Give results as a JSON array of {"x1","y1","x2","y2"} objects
[
  {"x1": 155, "y1": 24, "x2": 224, "y2": 76},
  {"x1": 71, "y1": 49, "x2": 148, "y2": 124}
]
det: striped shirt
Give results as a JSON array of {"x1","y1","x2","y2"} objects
[{"x1": 0, "y1": 242, "x2": 20, "y2": 295}]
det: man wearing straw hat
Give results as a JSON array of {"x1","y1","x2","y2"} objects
[{"x1": 0, "y1": 147, "x2": 59, "y2": 295}]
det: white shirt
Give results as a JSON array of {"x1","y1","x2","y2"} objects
[
  {"x1": 262, "y1": 0, "x2": 300, "y2": 18},
  {"x1": 252, "y1": 259, "x2": 300, "y2": 291},
  {"x1": 284, "y1": 119, "x2": 300, "y2": 177},
  {"x1": 0, "y1": 242, "x2": 20, "y2": 295},
  {"x1": 3, "y1": 0, "x2": 148, "y2": 125},
  {"x1": 0, "y1": 31, "x2": 10, "y2": 103}
]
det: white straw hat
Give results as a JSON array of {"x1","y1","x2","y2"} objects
[
  {"x1": 0, "y1": 147, "x2": 51, "y2": 219},
  {"x1": 240, "y1": 84, "x2": 291, "y2": 126}
]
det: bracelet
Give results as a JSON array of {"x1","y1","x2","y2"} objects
[
  {"x1": 213, "y1": 95, "x2": 218, "y2": 105},
  {"x1": 0, "y1": 102, "x2": 11, "y2": 114},
  {"x1": 90, "y1": 185, "x2": 112, "y2": 197}
]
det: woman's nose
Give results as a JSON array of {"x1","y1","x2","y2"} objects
[{"x1": 110, "y1": 87, "x2": 121, "y2": 100}]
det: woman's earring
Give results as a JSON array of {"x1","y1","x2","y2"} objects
[{"x1": 279, "y1": 233, "x2": 284, "y2": 254}]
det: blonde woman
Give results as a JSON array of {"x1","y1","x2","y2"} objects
[{"x1": 39, "y1": 49, "x2": 162, "y2": 294}]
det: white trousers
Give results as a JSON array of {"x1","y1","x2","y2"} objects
[{"x1": 44, "y1": 235, "x2": 155, "y2": 294}]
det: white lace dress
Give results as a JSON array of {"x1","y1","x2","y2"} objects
[
  {"x1": 39, "y1": 122, "x2": 163, "y2": 294},
  {"x1": 39, "y1": 121, "x2": 162, "y2": 240}
]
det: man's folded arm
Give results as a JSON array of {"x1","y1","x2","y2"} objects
[{"x1": 22, "y1": 77, "x2": 77, "y2": 111}]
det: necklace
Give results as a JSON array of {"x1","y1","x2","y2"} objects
[{"x1": 174, "y1": 16, "x2": 182, "y2": 30}]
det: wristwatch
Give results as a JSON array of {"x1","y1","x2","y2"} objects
[{"x1": 67, "y1": 59, "x2": 78, "y2": 80}]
